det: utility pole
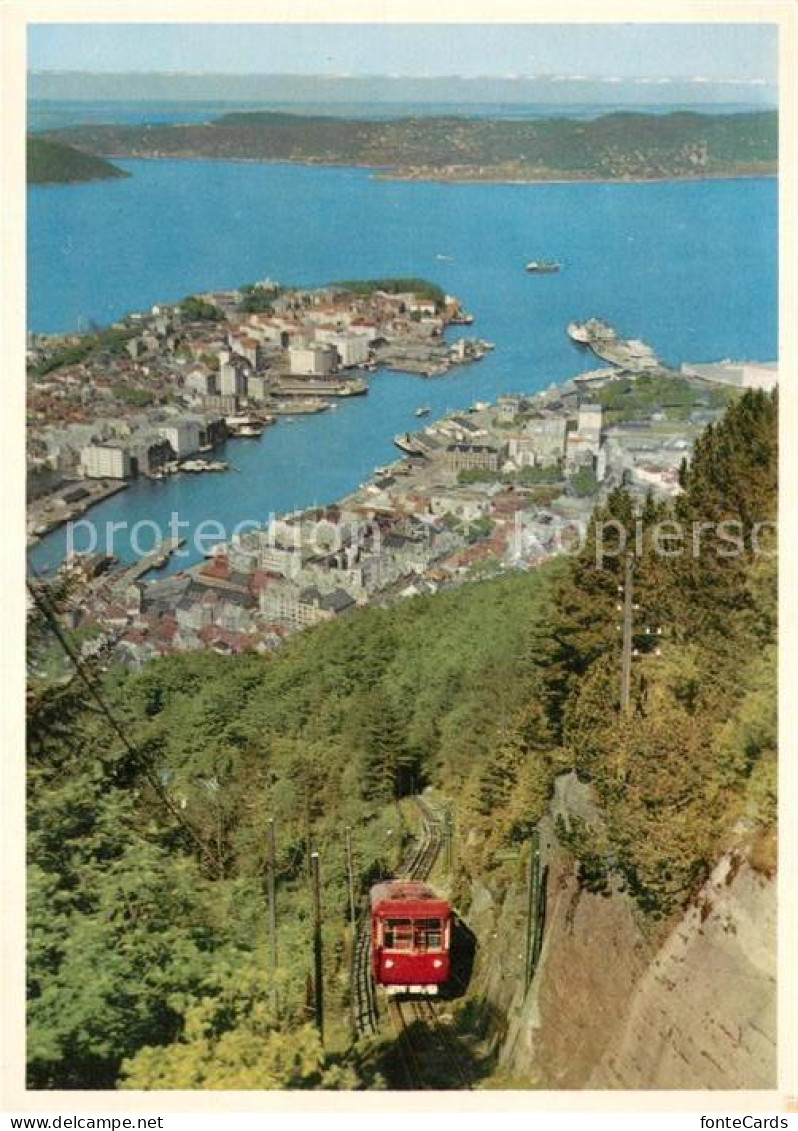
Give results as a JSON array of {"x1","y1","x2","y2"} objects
[
  {"x1": 310, "y1": 851, "x2": 324, "y2": 1043},
  {"x1": 620, "y1": 552, "x2": 635, "y2": 715},
  {"x1": 445, "y1": 806, "x2": 454, "y2": 873},
  {"x1": 523, "y1": 829, "x2": 541, "y2": 988},
  {"x1": 344, "y1": 826, "x2": 357, "y2": 937},
  {"x1": 266, "y1": 818, "x2": 278, "y2": 1015},
  {"x1": 305, "y1": 786, "x2": 313, "y2": 878}
]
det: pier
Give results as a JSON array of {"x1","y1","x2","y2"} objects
[
  {"x1": 126, "y1": 536, "x2": 187, "y2": 580},
  {"x1": 567, "y1": 319, "x2": 664, "y2": 373}
]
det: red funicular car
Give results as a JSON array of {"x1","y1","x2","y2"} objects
[{"x1": 370, "y1": 881, "x2": 452, "y2": 995}]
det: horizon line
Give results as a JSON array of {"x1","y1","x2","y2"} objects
[{"x1": 28, "y1": 69, "x2": 777, "y2": 84}]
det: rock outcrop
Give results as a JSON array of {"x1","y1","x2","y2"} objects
[{"x1": 464, "y1": 774, "x2": 776, "y2": 1089}]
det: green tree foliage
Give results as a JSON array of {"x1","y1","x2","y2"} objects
[
  {"x1": 593, "y1": 372, "x2": 736, "y2": 424},
  {"x1": 121, "y1": 969, "x2": 356, "y2": 1090},
  {"x1": 533, "y1": 390, "x2": 778, "y2": 914},
  {"x1": 123, "y1": 1017, "x2": 355, "y2": 1090},
  {"x1": 568, "y1": 466, "x2": 599, "y2": 497},
  {"x1": 112, "y1": 383, "x2": 154, "y2": 407},
  {"x1": 332, "y1": 278, "x2": 445, "y2": 307},
  {"x1": 239, "y1": 285, "x2": 276, "y2": 314},
  {"x1": 179, "y1": 296, "x2": 225, "y2": 323},
  {"x1": 27, "y1": 137, "x2": 128, "y2": 184},
  {"x1": 30, "y1": 327, "x2": 138, "y2": 378},
  {"x1": 346, "y1": 688, "x2": 418, "y2": 801}
]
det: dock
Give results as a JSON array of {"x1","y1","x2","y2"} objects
[
  {"x1": 126, "y1": 536, "x2": 187, "y2": 580},
  {"x1": 274, "y1": 378, "x2": 368, "y2": 397},
  {"x1": 27, "y1": 479, "x2": 129, "y2": 546},
  {"x1": 567, "y1": 319, "x2": 664, "y2": 373}
]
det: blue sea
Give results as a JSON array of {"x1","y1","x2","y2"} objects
[{"x1": 27, "y1": 155, "x2": 777, "y2": 574}]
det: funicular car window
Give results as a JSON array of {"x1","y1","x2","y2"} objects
[
  {"x1": 414, "y1": 918, "x2": 443, "y2": 950},
  {"x1": 384, "y1": 918, "x2": 414, "y2": 950}
]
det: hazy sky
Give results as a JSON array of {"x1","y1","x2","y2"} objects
[{"x1": 29, "y1": 22, "x2": 777, "y2": 86}]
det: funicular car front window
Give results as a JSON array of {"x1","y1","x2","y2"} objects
[
  {"x1": 415, "y1": 918, "x2": 443, "y2": 950},
  {"x1": 385, "y1": 918, "x2": 414, "y2": 950}
]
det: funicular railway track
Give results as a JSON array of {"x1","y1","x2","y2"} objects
[
  {"x1": 390, "y1": 997, "x2": 473, "y2": 1090},
  {"x1": 352, "y1": 798, "x2": 472, "y2": 1089}
]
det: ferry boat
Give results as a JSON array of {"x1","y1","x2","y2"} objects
[
  {"x1": 225, "y1": 413, "x2": 274, "y2": 437},
  {"x1": 394, "y1": 432, "x2": 424, "y2": 456},
  {"x1": 567, "y1": 319, "x2": 616, "y2": 345},
  {"x1": 180, "y1": 459, "x2": 229, "y2": 473},
  {"x1": 526, "y1": 260, "x2": 561, "y2": 274},
  {"x1": 567, "y1": 321, "x2": 591, "y2": 344}
]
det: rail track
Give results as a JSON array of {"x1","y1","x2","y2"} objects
[
  {"x1": 352, "y1": 798, "x2": 472, "y2": 1089},
  {"x1": 385, "y1": 995, "x2": 473, "y2": 1089}
]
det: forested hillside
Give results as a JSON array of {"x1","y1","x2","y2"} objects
[
  {"x1": 45, "y1": 110, "x2": 777, "y2": 182},
  {"x1": 27, "y1": 137, "x2": 128, "y2": 184},
  {"x1": 27, "y1": 390, "x2": 777, "y2": 1089}
]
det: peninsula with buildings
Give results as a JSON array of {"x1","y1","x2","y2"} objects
[
  {"x1": 28, "y1": 312, "x2": 777, "y2": 677},
  {"x1": 37, "y1": 109, "x2": 777, "y2": 184},
  {"x1": 26, "y1": 279, "x2": 489, "y2": 541}
]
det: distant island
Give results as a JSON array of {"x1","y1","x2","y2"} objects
[
  {"x1": 27, "y1": 137, "x2": 129, "y2": 185},
  {"x1": 42, "y1": 109, "x2": 777, "y2": 183}
]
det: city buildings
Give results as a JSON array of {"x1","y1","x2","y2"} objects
[{"x1": 157, "y1": 421, "x2": 200, "y2": 459}]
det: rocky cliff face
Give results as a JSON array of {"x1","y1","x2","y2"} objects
[{"x1": 464, "y1": 774, "x2": 776, "y2": 1089}]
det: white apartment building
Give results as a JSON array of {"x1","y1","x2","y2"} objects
[
  {"x1": 219, "y1": 360, "x2": 247, "y2": 397},
  {"x1": 81, "y1": 444, "x2": 132, "y2": 479},
  {"x1": 288, "y1": 345, "x2": 337, "y2": 377}
]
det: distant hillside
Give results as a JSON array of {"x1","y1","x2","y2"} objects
[
  {"x1": 46, "y1": 109, "x2": 777, "y2": 182},
  {"x1": 27, "y1": 136, "x2": 128, "y2": 185}
]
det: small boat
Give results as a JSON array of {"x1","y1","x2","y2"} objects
[
  {"x1": 526, "y1": 260, "x2": 561, "y2": 274},
  {"x1": 567, "y1": 321, "x2": 591, "y2": 344},
  {"x1": 414, "y1": 406, "x2": 431, "y2": 418}
]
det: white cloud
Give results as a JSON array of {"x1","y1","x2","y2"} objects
[
  {"x1": 474, "y1": 71, "x2": 773, "y2": 88},
  {"x1": 690, "y1": 75, "x2": 771, "y2": 86}
]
